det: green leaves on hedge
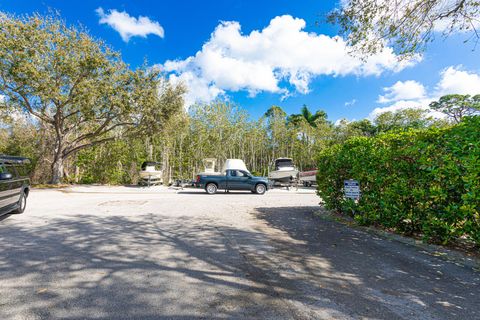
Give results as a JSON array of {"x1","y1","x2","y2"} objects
[{"x1": 317, "y1": 116, "x2": 480, "y2": 245}]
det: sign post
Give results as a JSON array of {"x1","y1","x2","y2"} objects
[{"x1": 344, "y1": 180, "x2": 360, "y2": 200}]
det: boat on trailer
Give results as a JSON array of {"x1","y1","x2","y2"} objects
[
  {"x1": 198, "y1": 158, "x2": 250, "y2": 176},
  {"x1": 299, "y1": 169, "x2": 318, "y2": 187},
  {"x1": 139, "y1": 161, "x2": 163, "y2": 186},
  {"x1": 198, "y1": 158, "x2": 222, "y2": 176},
  {"x1": 268, "y1": 158, "x2": 299, "y2": 184},
  {"x1": 221, "y1": 159, "x2": 250, "y2": 173}
]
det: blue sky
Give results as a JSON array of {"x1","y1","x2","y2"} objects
[{"x1": 2, "y1": 0, "x2": 479, "y2": 122}]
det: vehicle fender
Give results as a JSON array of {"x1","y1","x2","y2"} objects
[
  {"x1": 253, "y1": 182, "x2": 268, "y2": 191},
  {"x1": 205, "y1": 181, "x2": 219, "y2": 187}
]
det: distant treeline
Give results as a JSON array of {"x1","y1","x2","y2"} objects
[{"x1": 2, "y1": 95, "x2": 477, "y2": 185}]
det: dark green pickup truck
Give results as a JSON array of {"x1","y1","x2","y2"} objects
[{"x1": 195, "y1": 169, "x2": 269, "y2": 195}]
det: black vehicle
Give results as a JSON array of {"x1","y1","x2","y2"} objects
[{"x1": 0, "y1": 155, "x2": 31, "y2": 216}]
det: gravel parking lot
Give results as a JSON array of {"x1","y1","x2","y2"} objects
[{"x1": 0, "y1": 186, "x2": 478, "y2": 319}]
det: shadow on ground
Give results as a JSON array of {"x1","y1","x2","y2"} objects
[
  {"x1": 249, "y1": 206, "x2": 480, "y2": 319},
  {"x1": 0, "y1": 213, "x2": 301, "y2": 319},
  {"x1": 0, "y1": 206, "x2": 478, "y2": 319}
]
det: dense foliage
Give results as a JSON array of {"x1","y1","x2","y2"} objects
[{"x1": 317, "y1": 116, "x2": 480, "y2": 245}]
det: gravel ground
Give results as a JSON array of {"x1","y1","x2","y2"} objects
[{"x1": 0, "y1": 186, "x2": 478, "y2": 320}]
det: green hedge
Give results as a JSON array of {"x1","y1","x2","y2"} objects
[{"x1": 317, "y1": 117, "x2": 480, "y2": 245}]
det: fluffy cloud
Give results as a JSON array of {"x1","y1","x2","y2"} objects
[
  {"x1": 96, "y1": 8, "x2": 164, "y2": 42},
  {"x1": 370, "y1": 66, "x2": 480, "y2": 118},
  {"x1": 435, "y1": 66, "x2": 480, "y2": 96},
  {"x1": 378, "y1": 80, "x2": 426, "y2": 103},
  {"x1": 162, "y1": 15, "x2": 419, "y2": 107}
]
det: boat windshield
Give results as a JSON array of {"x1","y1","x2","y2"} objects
[
  {"x1": 141, "y1": 161, "x2": 161, "y2": 171},
  {"x1": 275, "y1": 159, "x2": 294, "y2": 169}
]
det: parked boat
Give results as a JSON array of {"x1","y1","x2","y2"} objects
[
  {"x1": 221, "y1": 159, "x2": 250, "y2": 173},
  {"x1": 299, "y1": 169, "x2": 317, "y2": 187},
  {"x1": 268, "y1": 158, "x2": 298, "y2": 183},
  {"x1": 198, "y1": 158, "x2": 222, "y2": 176},
  {"x1": 197, "y1": 158, "x2": 250, "y2": 177},
  {"x1": 139, "y1": 161, "x2": 163, "y2": 186}
]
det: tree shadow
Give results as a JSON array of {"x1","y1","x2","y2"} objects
[
  {"x1": 252, "y1": 206, "x2": 480, "y2": 319},
  {"x1": 0, "y1": 206, "x2": 478, "y2": 319},
  {"x1": 0, "y1": 213, "x2": 303, "y2": 319}
]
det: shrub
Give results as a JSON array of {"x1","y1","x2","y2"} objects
[{"x1": 317, "y1": 117, "x2": 480, "y2": 245}]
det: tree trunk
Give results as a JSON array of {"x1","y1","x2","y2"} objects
[{"x1": 51, "y1": 156, "x2": 64, "y2": 184}]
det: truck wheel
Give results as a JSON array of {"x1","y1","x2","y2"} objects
[
  {"x1": 12, "y1": 191, "x2": 27, "y2": 214},
  {"x1": 205, "y1": 183, "x2": 217, "y2": 195},
  {"x1": 255, "y1": 183, "x2": 266, "y2": 195}
]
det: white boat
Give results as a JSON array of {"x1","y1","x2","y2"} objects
[
  {"x1": 139, "y1": 161, "x2": 163, "y2": 185},
  {"x1": 222, "y1": 159, "x2": 250, "y2": 173},
  {"x1": 268, "y1": 158, "x2": 298, "y2": 183},
  {"x1": 198, "y1": 158, "x2": 250, "y2": 176}
]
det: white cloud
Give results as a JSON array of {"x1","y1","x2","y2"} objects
[
  {"x1": 435, "y1": 66, "x2": 480, "y2": 96},
  {"x1": 168, "y1": 71, "x2": 225, "y2": 108},
  {"x1": 370, "y1": 66, "x2": 480, "y2": 119},
  {"x1": 96, "y1": 8, "x2": 164, "y2": 42},
  {"x1": 162, "y1": 15, "x2": 419, "y2": 107},
  {"x1": 378, "y1": 80, "x2": 426, "y2": 103},
  {"x1": 344, "y1": 99, "x2": 357, "y2": 107}
]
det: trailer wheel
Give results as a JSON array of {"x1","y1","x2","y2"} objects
[{"x1": 205, "y1": 183, "x2": 217, "y2": 195}]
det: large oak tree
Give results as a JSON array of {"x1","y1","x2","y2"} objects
[{"x1": 0, "y1": 13, "x2": 184, "y2": 183}]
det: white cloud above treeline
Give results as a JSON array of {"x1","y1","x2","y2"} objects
[
  {"x1": 370, "y1": 66, "x2": 480, "y2": 118},
  {"x1": 377, "y1": 80, "x2": 426, "y2": 103},
  {"x1": 96, "y1": 8, "x2": 164, "y2": 42},
  {"x1": 435, "y1": 66, "x2": 480, "y2": 96},
  {"x1": 160, "y1": 15, "x2": 420, "y2": 107}
]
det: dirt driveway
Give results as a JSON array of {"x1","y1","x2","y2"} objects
[{"x1": 0, "y1": 186, "x2": 478, "y2": 319}]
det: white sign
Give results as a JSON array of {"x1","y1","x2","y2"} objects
[{"x1": 344, "y1": 180, "x2": 360, "y2": 199}]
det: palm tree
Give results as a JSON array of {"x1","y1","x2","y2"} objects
[{"x1": 287, "y1": 105, "x2": 327, "y2": 128}]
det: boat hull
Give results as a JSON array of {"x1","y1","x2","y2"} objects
[
  {"x1": 139, "y1": 171, "x2": 163, "y2": 184},
  {"x1": 268, "y1": 169, "x2": 299, "y2": 182},
  {"x1": 299, "y1": 170, "x2": 317, "y2": 182}
]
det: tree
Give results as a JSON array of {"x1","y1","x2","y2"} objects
[
  {"x1": 429, "y1": 94, "x2": 480, "y2": 123},
  {"x1": 328, "y1": 0, "x2": 480, "y2": 57},
  {"x1": 264, "y1": 105, "x2": 287, "y2": 119},
  {"x1": 287, "y1": 105, "x2": 327, "y2": 128},
  {"x1": 335, "y1": 118, "x2": 377, "y2": 142},
  {"x1": 349, "y1": 119, "x2": 377, "y2": 136},
  {"x1": 0, "y1": 13, "x2": 184, "y2": 183},
  {"x1": 374, "y1": 108, "x2": 432, "y2": 132},
  {"x1": 264, "y1": 105, "x2": 294, "y2": 161}
]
